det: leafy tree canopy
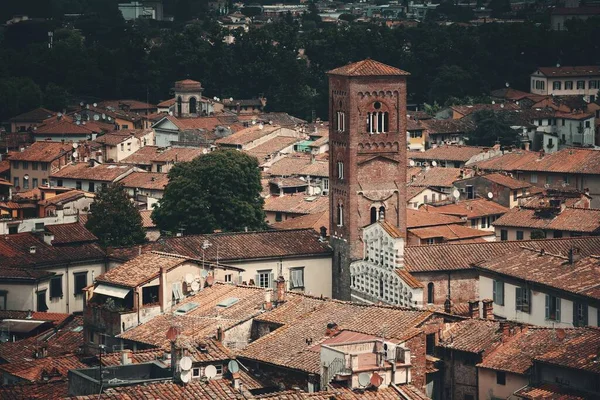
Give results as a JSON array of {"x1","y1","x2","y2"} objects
[
  {"x1": 85, "y1": 184, "x2": 146, "y2": 247},
  {"x1": 152, "y1": 150, "x2": 267, "y2": 235},
  {"x1": 467, "y1": 109, "x2": 520, "y2": 147}
]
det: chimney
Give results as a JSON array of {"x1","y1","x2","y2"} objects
[
  {"x1": 121, "y1": 349, "x2": 132, "y2": 365},
  {"x1": 43, "y1": 232, "x2": 54, "y2": 246},
  {"x1": 444, "y1": 296, "x2": 452, "y2": 314},
  {"x1": 319, "y1": 226, "x2": 327, "y2": 241},
  {"x1": 325, "y1": 322, "x2": 339, "y2": 337},
  {"x1": 310, "y1": 152, "x2": 316, "y2": 164},
  {"x1": 216, "y1": 326, "x2": 224, "y2": 342},
  {"x1": 275, "y1": 276, "x2": 286, "y2": 303},
  {"x1": 500, "y1": 322, "x2": 511, "y2": 343},
  {"x1": 263, "y1": 290, "x2": 272, "y2": 310},
  {"x1": 231, "y1": 372, "x2": 241, "y2": 390},
  {"x1": 29, "y1": 246, "x2": 37, "y2": 254},
  {"x1": 482, "y1": 299, "x2": 494, "y2": 319},
  {"x1": 538, "y1": 150, "x2": 545, "y2": 159},
  {"x1": 468, "y1": 300, "x2": 480, "y2": 319},
  {"x1": 524, "y1": 142, "x2": 530, "y2": 151}
]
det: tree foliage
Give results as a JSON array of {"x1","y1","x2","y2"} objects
[
  {"x1": 85, "y1": 184, "x2": 146, "y2": 247},
  {"x1": 152, "y1": 150, "x2": 267, "y2": 235},
  {"x1": 467, "y1": 109, "x2": 520, "y2": 147}
]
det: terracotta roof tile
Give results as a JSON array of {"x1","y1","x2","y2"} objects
[
  {"x1": 423, "y1": 198, "x2": 509, "y2": 219},
  {"x1": 139, "y1": 209, "x2": 156, "y2": 228},
  {"x1": 380, "y1": 219, "x2": 404, "y2": 238},
  {"x1": 158, "y1": 98, "x2": 176, "y2": 107},
  {"x1": 0, "y1": 311, "x2": 70, "y2": 326},
  {"x1": 514, "y1": 383, "x2": 587, "y2": 400},
  {"x1": 97, "y1": 99, "x2": 157, "y2": 111},
  {"x1": 327, "y1": 59, "x2": 410, "y2": 77},
  {"x1": 118, "y1": 172, "x2": 169, "y2": 191},
  {"x1": 217, "y1": 125, "x2": 281, "y2": 146},
  {"x1": 264, "y1": 195, "x2": 328, "y2": 215},
  {"x1": 267, "y1": 154, "x2": 328, "y2": 177},
  {"x1": 535, "y1": 327, "x2": 600, "y2": 374},
  {"x1": 8, "y1": 142, "x2": 73, "y2": 162},
  {"x1": 536, "y1": 65, "x2": 600, "y2": 77},
  {"x1": 246, "y1": 136, "x2": 302, "y2": 161},
  {"x1": 94, "y1": 130, "x2": 150, "y2": 146},
  {"x1": 437, "y1": 319, "x2": 502, "y2": 354},
  {"x1": 121, "y1": 145, "x2": 161, "y2": 165},
  {"x1": 410, "y1": 145, "x2": 488, "y2": 163},
  {"x1": 45, "y1": 222, "x2": 98, "y2": 245},
  {"x1": 450, "y1": 103, "x2": 520, "y2": 117},
  {"x1": 406, "y1": 209, "x2": 463, "y2": 228},
  {"x1": 395, "y1": 269, "x2": 423, "y2": 289},
  {"x1": 38, "y1": 190, "x2": 94, "y2": 208},
  {"x1": 151, "y1": 147, "x2": 204, "y2": 163},
  {"x1": 88, "y1": 379, "x2": 249, "y2": 399},
  {"x1": 493, "y1": 207, "x2": 600, "y2": 233},
  {"x1": 50, "y1": 162, "x2": 134, "y2": 182},
  {"x1": 0, "y1": 380, "x2": 68, "y2": 399},
  {"x1": 34, "y1": 119, "x2": 97, "y2": 136},
  {"x1": 421, "y1": 119, "x2": 474, "y2": 134},
  {"x1": 480, "y1": 173, "x2": 531, "y2": 190},
  {"x1": 0, "y1": 354, "x2": 86, "y2": 382},
  {"x1": 10, "y1": 108, "x2": 56, "y2": 123},
  {"x1": 271, "y1": 210, "x2": 329, "y2": 232},
  {"x1": 409, "y1": 224, "x2": 493, "y2": 241},
  {"x1": 408, "y1": 167, "x2": 462, "y2": 188}
]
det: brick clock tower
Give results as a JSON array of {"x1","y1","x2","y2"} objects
[{"x1": 327, "y1": 59, "x2": 409, "y2": 300}]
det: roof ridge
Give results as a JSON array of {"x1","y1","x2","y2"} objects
[{"x1": 149, "y1": 251, "x2": 190, "y2": 260}]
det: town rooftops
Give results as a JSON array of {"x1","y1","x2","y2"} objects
[
  {"x1": 94, "y1": 129, "x2": 152, "y2": 146},
  {"x1": 37, "y1": 189, "x2": 94, "y2": 208},
  {"x1": 96, "y1": 252, "x2": 193, "y2": 288},
  {"x1": 327, "y1": 59, "x2": 410, "y2": 77},
  {"x1": 50, "y1": 162, "x2": 135, "y2": 182},
  {"x1": 8, "y1": 142, "x2": 72, "y2": 162},
  {"x1": 534, "y1": 327, "x2": 600, "y2": 374},
  {"x1": 535, "y1": 65, "x2": 600, "y2": 77},
  {"x1": 409, "y1": 224, "x2": 493, "y2": 242},
  {"x1": 409, "y1": 145, "x2": 488, "y2": 163},
  {"x1": 109, "y1": 228, "x2": 331, "y2": 263},
  {"x1": 10, "y1": 108, "x2": 56, "y2": 123},
  {"x1": 120, "y1": 145, "x2": 160, "y2": 165},
  {"x1": 45, "y1": 222, "x2": 98, "y2": 245},
  {"x1": 97, "y1": 99, "x2": 157, "y2": 111},
  {"x1": 514, "y1": 384, "x2": 588, "y2": 400},
  {"x1": 267, "y1": 154, "x2": 328, "y2": 177},
  {"x1": 264, "y1": 195, "x2": 329, "y2": 215},
  {"x1": 423, "y1": 198, "x2": 509, "y2": 219},
  {"x1": 33, "y1": 119, "x2": 99, "y2": 136},
  {"x1": 408, "y1": 167, "x2": 462, "y2": 188},
  {"x1": 174, "y1": 79, "x2": 202, "y2": 91},
  {"x1": 406, "y1": 208, "x2": 463, "y2": 228},
  {"x1": 403, "y1": 236, "x2": 600, "y2": 273},
  {"x1": 245, "y1": 136, "x2": 302, "y2": 160},
  {"x1": 216, "y1": 125, "x2": 281, "y2": 146},
  {"x1": 152, "y1": 147, "x2": 204, "y2": 163},
  {"x1": 271, "y1": 210, "x2": 329, "y2": 233},
  {"x1": 139, "y1": 209, "x2": 156, "y2": 228},
  {"x1": 475, "y1": 247, "x2": 600, "y2": 300},
  {"x1": 493, "y1": 206, "x2": 600, "y2": 233},
  {"x1": 421, "y1": 118, "x2": 473, "y2": 134},
  {"x1": 0, "y1": 354, "x2": 86, "y2": 382},
  {"x1": 450, "y1": 103, "x2": 521, "y2": 117},
  {"x1": 479, "y1": 172, "x2": 531, "y2": 190},
  {"x1": 437, "y1": 319, "x2": 502, "y2": 354},
  {"x1": 118, "y1": 172, "x2": 169, "y2": 191}
]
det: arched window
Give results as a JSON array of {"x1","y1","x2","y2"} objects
[
  {"x1": 427, "y1": 282, "x2": 434, "y2": 304},
  {"x1": 337, "y1": 203, "x2": 344, "y2": 227},
  {"x1": 367, "y1": 102, "x2": 390, "y2": 134},
  {"x1": 177, "y1": 96, "x2": 182, "y2": 116},
  {"x1": 379, "y1": 206, "x2": 385, "y2": 220},
  {"x1": 379, "y1": 277, "x2": 384, "y2": 298},
  {"x1": 370, "y1": 207, "x2": 377, "y2": 224},
  {"x1": 189, "y1": 97, "x2": 198, "y2": 114}
]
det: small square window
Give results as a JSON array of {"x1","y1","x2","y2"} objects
[
  {"x1": 496, "y1": 371, "x2": 506, "y2": 385},
  {"x1": 224, "y1": 274, "x2": 232, "y2": 283}
]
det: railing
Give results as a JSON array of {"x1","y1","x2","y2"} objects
[{"x1": 320, "y1": 357, "x2": 350, "y2": 389}]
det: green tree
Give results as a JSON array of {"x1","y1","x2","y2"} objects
[
  {"x1": 43, "y1": 82, "x2": 70, "y2": 111},
  {"x1": 467, "y1": 109, "x2": 520, "y2": 147},
  {"x1": 85, "y1": 183, "x2": 146, "y2": 247},
  {"x1": 152, "y1": 150, "x2": 267, "y2": 234}
]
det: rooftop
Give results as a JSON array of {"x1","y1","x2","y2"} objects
[
  {"x1": 493, "y1": 206, "x2": 600, "y2": 233},
  {"x1": 38, "y1": 189, "x2": 94, "y2": 208},
  {"x1": 437, "y1": 319, "x2": 502, "y2": 354},
  {"x1": 50, "y1": 162, "x2": 134, "y2": 182},
  {"x1": 423, "y1": 198, "x2": 509, "y2": 219},
  {"x1": 139, "y1": 209, "x2": 156, "y2": 228},
  {"x1": 479, "y1": 172, "x2": 531, "y2": 190},
  {"x1": 535, "y1": 65, "x2": 600, "y2": 77},
  {"x1": 327, "y1": 59, "x2": 410, "y2": 77},
  {"x1": 120, "y1": 145, "x2": 161, "y2": 165},
  {"x1": 9, "y1": 107, "x2": 56, "y2": 123},
  {"x1": 271, "y1": 210, "x2": 329, "y2": 233},
  {"x1": 45, "y1": 222, "x2": 98, "y2": 245},
  {"x1": 408, "y1": 167, "x2": 462, "y2": 188},
  {"x1": 152, "y1": 147, "x2": 204, "y2": 163},
  {"x1": 216, "y1": 125, "x2": 281, "y2": 146},
  {"x1": 0, "y1": 354, "x2": 86, "y2": 382},
  {"x1": 267, "y1": 154, "x2": 328, "y2": 178},
  {"x1": 245, "y1": 136, "x2": 302, "y2": 160},
  {"x1": 534, "y1": 327, "x2": 600, "y2": 374},
  {"x1": 263, "y1": 195, "x2": 329, "y2": 215},
  {"x1": 8, "y1": 142, "x2": 73, "y2": 162},
  {"x1": 409, "y1": 145, "x2": 488, "y2": 163},
  {"x1": 34, "y1": 119, "x2": 98, "y2": 136},
  {"x1": 406, "y1": 208, "x2": 464, "y2": 228},
  {"x1": 117, "y1": 172, "x2": 169, "y2": 191},
  {"x1": 514, "y1": 383, "x2": 588, "y2": 400},
  {"x1": 421, "y1": 118, "x2": 474, "y2": 134},
  {"x1": 409, "y1": 224, "x2": 493, "y2": 241},
  {"x1": 450, "y1": 103, "x2": 520, "y2": 117}
]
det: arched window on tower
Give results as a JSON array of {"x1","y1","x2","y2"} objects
[
  {"x1": 189, "y1": 97, "x2": 198, "y2": 114},
  {"x1": 336, "y1": 101, "x2": 345, "y2": 132},
  {"x1": 177, "y1": 97, "x2": 183, "y2": 116},
  {"x1": 427, "y1": 282, "x2": 434, "y2": 304},
  {"x1": 370, "y1": 207, "x2": 377, "y2": 224},
  {"x1": 379, "y1": 206, "x2": 385, "y2": 220},
  {"x1": 337, "y1": 203, "x2": 344, "y2": 227},
  {"x1": 367, "y1": 102, "x2": 390, "y2": 134}
]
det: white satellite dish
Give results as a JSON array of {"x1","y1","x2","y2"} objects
[
  {"x1": 229, "y1": 97, "x2": 233, "y2": 102},
  {"x1": 57, "y1": 112, "x2": 63, "y2": 117},
  {"x1": 491, "y1": 101, "x2": 495, "y2": 105},
  {"x1": 200, "y1": 270, "x2": 209, "y2": 279},
  {"x1": 80, "y1": 102, "x2": 84, "y2": 107},
  {"x1": 204, "y1": 365, "x2": 217, "y2": 379},
  {"x1": 358, "y1": 372, "x2": 370, "y2": 387},
  {"x1": 76, "y1": 114, "x2": 81, "y2": 121},
  {"x1": 93, "y1": 115, "x2": 100, "y2": 121},
  {"x1": 75, "y1": 121, "x2": 81, "y2": 125},
  {"x1": 168, "y1": 111, "x2": 173, "y2": 116},
  {"x1": 228, "y1": 360, "x2": 239, "y2": 373},
  {"x1": 185, "y1": 273, "x2": 194, "y2": 284},
  {"x1": 452, "y1": 189, "x2": 460, "y2": 200},
  {"x1": 107, "y1": 117, "x2": 112, "y2": 121},
  {"x1": 202, "y1": 148, "x2": 208, "y2": 154},
  {"x1": 409, "y1": 159, "x2": 415, "y2": 167},
  {"x1": 179, "y1": 356, "x2": 193, "y2": 371},
  {"x1": 258, "y1": 124, "x2": 264, "y2": 130},
  {"x1": 102, "y1": 113, "x2": 106, "y2": 119},
  {"x1": 23, "y1": 174, "x2": 29, "y2": 180},
  {"x1": 93, "y1": 103, "x2": 98, "y2": 107},
  {"x1": 72, "y1": 152, "x2": 78, "y2": 159},
  {"x1": 191, "y1": 281, "x2": 200, "y2": 292},
  {"x1": 487, "y1": 192, "x2": 494, "y2": 199},
  {"x1": 180, "y1": 369, "x2": 191, "y2": 383},
  {"x1": 72, "y1": 142, "x2": 79, "y2": 149},
  {"x1": 431, "y1": 160, "x2": 437, "y2": 167}
]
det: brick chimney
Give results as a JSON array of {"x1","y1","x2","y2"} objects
[
  {"x1": 500, "y1": 322, "x2": 511, "y2": 343},
  {"x1": 121, "y1": 349, "x2": 132, "y2": 365},
  {"x1": 325, "y1": 322, "x2": 339, "y2": 337},
  {"x1": 275, "y1": 276, "x2": 286, "y2": 304},
  {"x1": 482, "y1": 299, "x2": 494, "y2": 319},
  {"x1": 524, "y1": 142, "x2": 530, "y2": 151},
  {"x1": 468, "y1": 300, "x2": 480, "y2": 319},
  {"x1": 263, "y1": 290, "x2": 273, "y2": 310},
  {"x1": 216, "y1": 326, "x2": 224, "y2": 342}
]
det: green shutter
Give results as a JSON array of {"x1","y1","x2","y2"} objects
[
  {"x1": 515, "y1": 287, "x2": 522, "y2": 310},
  {"x1": 545, "y1": 294, "x2": 550, "y2": 319},
  {"x1": 556, "y1": 298, "x2": 561, "y2": 322},
  {"x1": 493, "y1": 280, "x2": 497, "y2": 304}
]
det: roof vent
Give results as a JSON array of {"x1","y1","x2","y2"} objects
[
  {"x1": 173, "y1": 302, "x2": 199, "y2": 315},
  {"x1": 29, "y1": 246, "x2": 37, "y2": 254},
  {"x1": 217, "y1": 297, "x2": 239, "y2": 308}
]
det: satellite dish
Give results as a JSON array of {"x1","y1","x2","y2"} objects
[
  {"x1": 57, "y1": 112, "x2": 63, "y2": 117},
  {"x1": 72, "y1": 152, "x2": 78, "y2": 159},
  {"x1": 409, "y1": 159, "x2": 415, "y2": 167},
  {"x1": 431, "y1": 160, "x2": 437, "y2": 167},
  {"x1": 72, "y1": 142, "x2": 79, "y2": 149},
  {"x1": 93, "y1": 103, "x2": 97, "y2": 107},
  {"x1": 204, "y1": 365, "x2": 217, "y2": 379},
  {"x1": 452, "y1": 189, "x2": 460, "y2": 200},
  {"x1": 180, "y1": 369, "x2": 191, "y2": 383},
  {"x1": 191, "y1": 281, "x2": 200, "y2": 292},
  {"x1": 102, "y1": 113, "x2": 106, "y2": 119},
  {"x1": 179, "y1": 356, "x2": 193, "y2": 371},
  {"x1": 185, "y1": 273, "x2": 194, "y2": 284},
  {"x1": 107, "y1": 117, "x2": 112, "y2": 121},
  {"x1": 80, "y1": 102, "x2": 84, "y2": 107},
  {"x1": 505, "y1": 82, "x2": 510, "y2": 88},
  {"x1": 93, "y1": 115, "x2": 100, "y2": 121},
  {"x1": 75, "y1": 121, "x2": 81, "y2": 125},
  {"x1": 229, "y1": 97, "x2": 233, "y2": 102},
  {"x1": 200, "y1": 270, "x2": 209, "y2": 279},
  {"x1": 76, "y1": 114, "x2": 81, "y2": 121},
  {"x1": 228, "y1": 360, "x2": 240, "y2": 373},
  {"x1": 258, "y1": 124, "x2": 264, "y2": 130},
  {"x1": 202, "y1": 148, "x2": 208, "y2": 154},
  {"x1": 358, "y1": 372, "x2": 370, "y2": 387},
  {"x1": 487, "y1": 192, "x2": 494, "y2": 199},
  {"x1": 370, "y1": 372, "x2": 383, "y2": 387},
  {"x1": 23, "y1": 174, "x2": 29, "y2": 180}
]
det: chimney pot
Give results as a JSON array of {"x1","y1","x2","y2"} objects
[
  {"x1": 468, "y1": 300, "x2": 480, "y2": 319},
  {"x1": 216, "y1": 326, "x2": 224, "y2": 342},
  {"x1": 275, "y1": 276, "x2": 286, "y2": 303},
  {"x1": 482, "y1": 299, "x2": 494, "y2": 319}
]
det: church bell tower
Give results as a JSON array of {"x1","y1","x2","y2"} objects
[{"x1": 327, "y1": 59, "x2": 410, "y2": 300}]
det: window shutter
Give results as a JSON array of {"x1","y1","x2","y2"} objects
[
  {"x1": 556, "y1": 298, "x2": 561, "y2": 322},
  {"x1": 269, "y1": 273, "x2": 275, "y2": 289},
  {"x1": 515, "y1": 287, "x2": 522, "y2": 310},
  {"x1": 499, "y1": 282, "x2": 504, "y2": 305},
  {"x1": 573, "y1": 302, "x2": 579, "y2": 326},
  {"x1": 545, "y1": 294, "x2": 550, "y2": 319},
  {"x1": 254, "y1": 274, "x2": 259, "y2": 287},
  {"x1": 297, "y1": 269, "x2": 304, "y2": 287},
  {"x1": 493, "y1": 280, "x2": 497, "y2": 304},
  {"x1": 238, "y1": 275, "x2": 243, "y2": 284},
  {"x1": 290, "y1": 270, "x2": 298, "y2": 288},
  {"x1": 583, "y1": 304, "x2": 588, "y2": 326}
]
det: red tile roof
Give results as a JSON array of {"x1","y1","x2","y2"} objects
[
  {"x1": 120, "y1": 145, "x2": 161, "y2": 165},
  {"x1": 409, "y1": 224, "x2": 493, "y2": 241},
  {"x1": 408, "y1": 167, "x2": 462, "y2": 188},
  {"x1": 34, "y1": 119, "x2": 97, "y2": 136},
  {"x1": 139, "y1": 209, "x2": 156, "y2": 228},
  {"x1": 493, "y1": 206, "x2": 600, "y2": 233},
  {"x1": 8, "y1": 142, "x2": 73, "y2": 162},
  {"x1": 410, "y1": 145, "x2": 488, "y2": 163},
  {"x1": 327, "y1": 59, "x2": 410, "y2": 77},
  {"x1": 97, "y1": 99, "x2": 157, "y2": 111},
  {"x1": 423, "y1": 198, "x2": 509, "y2": 219},
  {"x1": 395, "y1": 269, "x2": 423, "y2": 289},
  {"x1": 216, "y1": 125, "x2": 280, "y2": 146},
  {"x1": 536, "y1": 65, "x2": 600, "y2": 77},
  {"x1": 50, "y1": 162, "x2": 134, "y2": 182},
  {"x1": 271, "y1": 210, "x2": 329, "y2": 232},
  {"x1": 480, "y1": 172, "x2": 531, "y2": 190},
  {"x1": 0, "y1": 311, "x2": 70, "y2": 326},
  {"x1": 152, "y1": 147, "x2": 204, "y2": 163},
  {"x1": 267, "y1": 154, "x2": 328, "y2": 178},
  {"x1": 118, "y1": 172, "x2": 169, "y2": 190},
  {"x1": 380, "y1": 219, "x2": 405, "y2": 238},
  {"x1": 450, "y1": 103, "x2": 520, "y2": 117},
  {"x1": 246, "y1": 136, "x2": 302, "y2": 160},
  {"x1": 406, "y1": 208, "x2": 463, "y2": 228},
  {"x1": 264, "y1": 195, "x2": 329, "y2": 215},
  {"x1": 37, "y1": 190, "x2": 93, "y2": 208},
  {"x1": 0, "y1": 380, "x2": 68, "y2": 399},
  {"x1": 45, "y1": 222, "x2": 98, "y2": 245},
  {"x1": 0, "y1": 354, "x2": 86, "y2": 382},
  {"x1": 437, "y1": 319, "x2": 503, "y2": 354},
  {"x1": 158, "y1": 98, "x2": 176, "y2": 107},
  {"x1": 535, "y1": 327, "x2": 600, "y2": 374},
  {"x1": 83, "y1": 379, "x2": 248, "y2": 399},
  {"x1": 421, "y1": 118, "x2": 474, "y2": 134},
  {"x1": 554, "y1": 111, "x2": 594, "y2": 120},
  {"x1": 514, "y1": 383, "x2": 587, "y2": 400},
  {"x1": 10, "y1": 108, "x2": 56, "y2": 123}
]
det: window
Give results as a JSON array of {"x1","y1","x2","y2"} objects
[
  {"x1": 562, "y1": 119, "x2": 565, "y2": 126},
  {"x1": 323, "y1": 178, "x2": 329, "y2": 191},
  {"x1": 74, "y1": 272, "x2": 87, "y2": 295},
  {"x1": 0, "y1": 291, "x2": 6, "y2": 310},
  {"x1": 577, "y1": 80, "x2": 585, "y2": 90},
  {"x1": 172, "y1": 282, "x2": 184, "y2": 302},
  {"x1": 410, "y1": 130, "x2": 423, "y2": 138},
  {"x1": 57, "y1": 179, "x2": 63, "y2": 187},
  {"x1": 156, "y1": 164, "x2": 163, "y2": 173},
  {"x1": 471, "y1": 219, "x2": 476, "y2": 228},
  {"x1": 127, "y1": 142, "x2": 131, "y2": 151},
  {"x1": 426, "y1": 333, "x2": 436, "y2": 356},
  {"x1": 35, "y1": 222, "x2": 44, "y2": 231},
  {"x1": 513, "y1": 190, "x2": 518, "y2": 201},
  {"x1": 192, "y1": 368, "x2": 200, "y2": 378},
  {"x1": 215, "y1": 365, "x2": 223, "y2": 375},
  {"x1": 516, "y1": 231, "x2": 524, "y2": 240},
  {"x1": 367, "y1": 104, "x2": 389, "y2": 134},
  {"x1": 88, "y1": 182, "x2": 95, "y2": 192},
  {"x1": 565, "y1": 81, "x2": 573, "y2": 90},
  {"x1": 337, "y1": 203, "x2": 344, "y2": 227},
  {"x1": 256, "y1": 270, "x2": 273, "y2": 288},
  {"x1": 32, "y1": 162, "x2": 38, "y2": 170},
  {"x1": 142, "y1": 285, "x2": 159, "y2": 305},
  {"x1": 13, "y1": 161, "x2": 19, "y2": 169},
  {"x1": 530, "y1": 174, "x2": 538, "y2": 183},
  {"x1": 426, "y1": 238, "x2": 435, "y2": 245},
  {"x1": 553, "y1": 230, "x2": 563, "y2": 238},
  {"x1": 481, "y1": 216, "x2": 490, "y2": 229},
  {"x1": 553, "y1": 81, "x2": 561, "y2": 90},
  {"x1": 290, "y1": 268, "x2": 305, "y2": 289},
  {"x1": 23, "y1": 178, "x2": 29, "y2": 189},
  {"x1": 121, "y1": 125, "x2": 129, "y2": 129},
  {"x1": 275, "y1": 212, "x2": 282, "y2": 222},
  {"x1": 466, "y1": 185, "x2": 474, "y2": 200},
  {"x1": 76, "y1": 181, "x2": 82, "y2": 190},
  {"x1": 41, "y1": 162, "x2": 48, "y2": 171},
  {"x1": 22, "y1": 161, "x2": 28, "y2": 169},
  {"x1": 337, "y1": 161, "x2": 344, "y2": 180},
  {"x1": 37, "y1": 290, "x2": 48, "y2": 312},
  {"x1": 515, "y1": 287, "x2": 530, "y2": 312},
  {"x1": 500, "y1": 230, "x2": 508, "y2": 241},
  {"x1": 496, "y1": 371, "x2": 506, "y2": 386},
  {"x1": 336, "y1": 111, "x2": 346, "y2": 132},
  {"x1": 427, "y1": 283, "x2": 434, "y2": 304},
  {"x1": 573, "y1": 302, "x2": 588, "y2": 327},
  {"x1": 370, "y1": 207, "x2": 378, "y2": 224},
  {"x1": 32, "y1": 178, "x2": 38, "y2": 188},
  {"x1": 546, "y1": 176, "x2": 552, "y2": 185},
  {"x1": 13, "y1": 177, "x2": 19, "y2": 188},
  {"x1": 50, "y1": 276, "x2": 63, "y2": 299},
  {"x1": 224, "y1": 274, "x2": 232, "y2": 283},
  {"x1": 121, "y1": 143, "x2": 124, "y2": 151},
  {"x1": 493, "y1": 280, "x2": 504, "y2": 306},
  {"x1": 189, "y1": 97, "x2": 198, "y2": 114},
  {"x1": 545, "y1": 294, "x2": 561, "y2": 321},
  {"x1": 586, "y1": 120, "x2": 591, "y2": 128},
  {"x1": 590, "y1": 80, "x2": 598, "y2": 89}
]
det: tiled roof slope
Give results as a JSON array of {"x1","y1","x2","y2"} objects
[
  {"x1": 409, "y1": 224, "x2": 493, "y2": 241},
  {"x1": 327, "y1": 59, "x2": 410, "y2": 76},
  {"x1": 437, "y1": 319, "x2": 502, "y2": 354},
  {"x1": 424, "y1": 198, "x2": 509, "y2": 219},
  {"x1": 493, "y1": 207, "x2": 600, "y2": 233},
  {"x1": 267, "y1": 154, "x2": 328, "y2": 177},
  {"x1": 45, "y1": 222, "x2": 98, "y2": 245},
  {"x1": 246, "y1": 136, "x2": 301, "y2": 160},
  {"x1": 271, "y1": 210, "x2": 329, "y2": 232},
  {"x1": 97, "y1": 252, "x2": 190, "y2": 288},
  {"x1": 38, "y1": 190, "x2": 92, "y2": 207},
  {"x1": 152, "y1": 147, "x2": 204, "y2": 163},
  {"x1": 537, "y1": 65, "x2": 600, "y2": 77},
  {"x1": 264, "y1": 195, "x2": 329, "y2": 215},
  {"x1": 406, "y1": 209, "x2": 463, "y2": 228},
  {"x1": 410, "y1": 145, "x2": 487, "y2": 162},
  {"x1": 0, "y1": 354, "x2": 86, "y2": 382},
  {"x1": 8, "y1": 142, "x2": 72, "y2": 162},
  {"x1": 50, "y1": 163, "x2": 134, "y2": 181},
  {"x1": 408, "y1": 167, "x2": 462, "y2": 188},
  {"x1": 10, "y1": 108, "x2": 56, "y2": 122},
  {"x1": 120, "y1": 145, "x2": 160, "y2": 165},
  {"x1": 34, "y1": 119, "x2": 97, "y2": 135},
  {"x1": 480, "y1": 172, "x2": 531, "y2": 189},
  {"x1": 514, "y1": 383, "x2": 587, "y2": 400},
  {"x1": 404, "y1": 236, "x2": 600, "y2": 272},
  {"x1": 0, "y1": 381, "x2": 68, "y2": 399},
  {"x1": 478, "y1": 327, "x2": 593, "y2": 375},
  {"x1": 117, "y1": 172, "x2": 169, "y2": 190},
  {"x1": 108, "y1": 228, "x2": 332, "y2": 263},
  {"x1": 84, "y1": 379, "x2": 249, "y2": 399},
  {"x1": 535, "y1": 327, "x2": 600, "y2": 374},
  {"x1": 0, "y1": 311, "x2": 70, "y2": 326},
  {"x1": 476, "y1": 249, "x2": 600, "y2": 300},
  {"x1": 216, "y1": 125, "x2": 280, "y2": 146},
  {"x1": 139, "y1": 209, "x2": 156, "y2": 228}
]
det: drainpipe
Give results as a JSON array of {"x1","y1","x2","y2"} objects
[{"x1": 66, "y1": 263, "x2": 70, "y2": 314}]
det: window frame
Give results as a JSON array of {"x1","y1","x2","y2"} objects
[
  {"x1": 289, "y1": 267, "x2": 305, "y2": 289},
  {"x1": 74, "y1": 272, "x2": 88, "y2": 296},
  {"x1": 545, "y1": 294, "x2": 561, "y2": 321},
  {"x1": 515, "y1": 286, "x2": 530, "y2": 313},
  {"x1": 496, "y1": 371, "x2": 506, "y2": 386},
  {"x1": 37, "y1": 290, "x2": 48, "y2": 312},
  {"x1": 257, "y1": 270, "x2": 273, "y2": 289},
  {"x1": 50, "y1": 275, "x2": 63, "y2": 299},
  {"x1": 492, "y1": 279, "x2": 504, "y2": 306},
  {"x1": 500, "y1": 230, "x2": 508, "y2": 241}
]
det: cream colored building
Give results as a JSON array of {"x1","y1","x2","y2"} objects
[{"x1": 530, "y1": 66, "x2": 600, "y2": 102}]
